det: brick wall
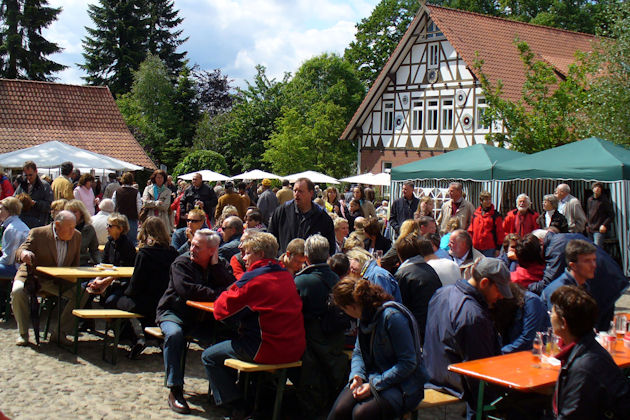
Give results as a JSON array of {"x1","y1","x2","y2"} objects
[{"x1": 360, "y1": 149, "x2": 446, "y2": 173}]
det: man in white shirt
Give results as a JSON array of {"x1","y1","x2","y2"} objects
[{"x1": 92, "y1": 198, "x2": 114, "y2": 245}]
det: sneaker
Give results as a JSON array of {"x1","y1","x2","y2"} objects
[
  {"x1": 127, "y1": 342, "x2": 146, "y2": 360},
  {"x1": 168, "y1": 388, "x2": 191, "y2": 415},
  {"x1": 15, "y1": 333, "x2": 29, "y2": 346}
]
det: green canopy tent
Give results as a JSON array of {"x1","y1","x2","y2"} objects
[
  {"x1": 494, "y1": 137, "x2": 630, "y2": 181},
  {"x1": 493, "y1": 137, "x2": 630, "y2": 275},
  {"x1": 391, "y1": 144, "x2": 525, "y2": 182}
]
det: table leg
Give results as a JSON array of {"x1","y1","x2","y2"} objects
[
  {"x1": 57, "y1": 283, "x2": 62, "y2": 346},
  {"x1": 476, "y1": 381, "x2": 485, "y2": 420}
]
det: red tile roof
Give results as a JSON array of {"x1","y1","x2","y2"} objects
[
  {"x1": 341, "y1": 5, "x2": 597, "y2": 141},
  {"x1": 0, "y1": 79, "x2": 155, "y2": 169}
]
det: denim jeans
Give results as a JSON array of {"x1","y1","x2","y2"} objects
[
  {"x1": 160, "y1": 321, "x2": 187, "y2": 388},
  {"x1": 591, "y1": 231, "x2": 605, "y2": 248},
  {"x1": 128, "y1": 218, "x2": 138, "y2": 247},
  {"x1": 202, "y1": 340, "x2": 253, "y2": 406},
  {"x1": 0, "y1": 263, "x2": 17, "y2": 279}
]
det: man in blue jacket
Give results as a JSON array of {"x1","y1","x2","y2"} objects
[{"x1": 424, "y1": 258, "x2": 511, "y2": 419}]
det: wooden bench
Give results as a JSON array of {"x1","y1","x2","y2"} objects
[
  {"x1": 223, "y1": 358, "x2": 302, "y2": 420},
  {"x1": 409, "y1": 389, "x2": 461, "y2": 419},
  {"x1": 72, "y1": 309, "x2": 141, "y2": 364}
]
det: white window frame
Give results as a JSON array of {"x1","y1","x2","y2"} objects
[
  {"x1": 411, "y1": 100, "x2": 423, "y2": 132},
  {"x1": 442, "y1": 97, "x2": 454, "y2": 131},
  {"x1": 383, "y1": 101, "x2": 394, "y2": 132},
  {"x1": 426, "y1": 99, "x2": 439, "y2": 133},
  {"x1": 426, "y1": 21, "x2": 444, "y2": 39},
  {"x1": 428, "y1": 43, "x2": 439, "y2": 69},
  {"x1": 476, "y1": 97, "x2": 489, "y2": 131}
]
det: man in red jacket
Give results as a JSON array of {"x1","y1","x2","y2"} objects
[
  {"x1": 468, "y1": 191, "x2": 505, "y2": 257},
  {"x1": 202, "y1": 232, "x2": 306, "y2": 418},
  {"x1": 503, "y1": 193, "x2": 539, "y2": 236}
]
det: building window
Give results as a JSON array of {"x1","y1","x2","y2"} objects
[
  {"x1": 428, "y1": 44, "x2": 439, "y2": 69},
  {"x1": 412, "y1": 100, "x2": 423, "y2": 132},
  {"x1": 476, "y1": 97, "x2": 489, "y2": 130},
  {"x1": 383, "y1": 102, "x2": 394, "y2": 131},
  {"x1": 382, "y1": 161, "x2": 392, "y2": 172},
  {"x1": 427, "y1": 21, "x2": 443, "y2": 38},
  {"x1": 442, "y1": 98, "x2": 453, "y2": 131},
  {"x1": 426, "y1": 99, "x2": 438, "y2": 132}
]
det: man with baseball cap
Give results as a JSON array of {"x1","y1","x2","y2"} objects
[
  {"x1": 424, "y1": 257, "x2": 511, "y2": 418},
  {"x1": 256, "y1": 178, "x2": 278, "y2": 226}
]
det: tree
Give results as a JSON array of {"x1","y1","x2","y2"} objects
[
  {"x1": 194, "y1": 65, "x2": 289, "y2": 174},
  {"x1": 146, "y1": 0, "x2": 187, "y2": 76},
  {"x1": 344, "y1": 0, "x2": 420, "y2": 88},
  {"x1": 81, "y1": 0, "x2": 187, "y2": 96},
  {"x1": 81, "y1": 0, "x2": 149, "y2": 96},
  {"x1": 264, "y1": 54, "x2": 364, "y2": 178},
  {"x1": 172, "y1": 150, "x2": 227, "y2": 178},
  {"x1": 0, "y1": 0, "x2": 66, "y2": 80},
  {"x1": 194, "y1": 68, "x2": 233, "y2": 117},
  {"x1": 578, "y1": 1, "x2": 630, "y2": 145},
  {"x1": 473, "y1": 40, "x2": 588, "y2": 153}
]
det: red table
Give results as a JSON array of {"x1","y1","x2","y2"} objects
[{"x1": 448, "y1": 340, "x2": 630, "y2": 420}]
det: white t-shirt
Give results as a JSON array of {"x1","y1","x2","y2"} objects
[{"x1": 427, "y1": 258, "x2": 462, "y2": 286}]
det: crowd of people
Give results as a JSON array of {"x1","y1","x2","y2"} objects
[{"x1": 2, "y1": 160, "x2": 629, "y2": 420}]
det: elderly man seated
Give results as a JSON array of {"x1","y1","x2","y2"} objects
[
  {"x1": 202, "y1": 232, "x2": 306, "y2": 419},
  {"x1": 218, "y1": 216, "x2": 243, "y2": 261},
  {"x1": 448, "y1": 229, "x2": 485, "y2": 279},
  {"x1": 11, "y1": 210, "x2": 82, "y2": 346},
  {"x1": 91, "y1": 198, "x2": 115, "y2": 245},
  {"x1": 155, "y1": 229, "x2": 235, "y2": 414}
]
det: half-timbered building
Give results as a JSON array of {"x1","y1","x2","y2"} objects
[{"x1": 341, "y1": 4, "x2": 597, "y2": 173}]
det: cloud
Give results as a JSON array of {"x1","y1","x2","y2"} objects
[{"x1": 41, "y1": 0, "x2": 380, "y2": 86}]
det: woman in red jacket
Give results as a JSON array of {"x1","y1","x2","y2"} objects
[{"x1": 468, "y1": 191, "x2": 504, "y2": 257}]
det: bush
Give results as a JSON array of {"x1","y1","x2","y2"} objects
[{"x1": 172, "y1": 150, "x2": 228, "y2": 178}]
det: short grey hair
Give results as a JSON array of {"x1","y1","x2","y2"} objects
[
  {"x1": 516, "y1": 193, "x2": 531, "y2": 207},
  {"x1": 194, "y1": 229, "x2": 221, "y2": 248},
  {"x1": 304, "y1": 234, "x2": 330, "y2": 264},
  {"x1": 224, "y1": 216, "x2": 244, "y2": 235},
  {"x1": 449, "y1": 182, "x2": 463, "y2": 191},
  {"x1": 55, "y1": 210, "x2": 76, "y2": 225},
  {"x1": 556, "y1": 183, "x2": 570, "y2": 193},
  {"x1": 543, "y1": 194, "x2": 559, "y2": 210},
  {"x1": 99, "y1": 198, "x2": 115, "y2": 213}
]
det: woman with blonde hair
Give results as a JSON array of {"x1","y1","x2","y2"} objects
[
  {"x1": 328, "y1": 277, "x2": 427, "y2": 420},
  {"x1": 50, "y1": 199, "x2": 68, "y2": 220},
  {"x1": 142, "y1": 169, "x2": 172, "y2": 232},
  {"x1": 65, "y1": 199, "x2": 99, "y2": 266},
  {"x1": 381, "y1": 219, "x2": 418, "y2": 274}
]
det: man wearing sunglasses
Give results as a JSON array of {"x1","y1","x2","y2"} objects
[
  {"x1": 170, "y1": 208, "x2": 207, "y2": 255},
  {"x1": 13, "y1": 160, "x2": 53, "y2": 227}
]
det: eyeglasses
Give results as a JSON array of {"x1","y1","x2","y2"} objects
[
  {"x1": 187, "y1": 219, "x2": 203, "y2": 223},
  {"x1": 106, "y1": 224, "x2": 119, "y2": 229}
]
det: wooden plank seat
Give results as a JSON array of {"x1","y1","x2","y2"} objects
[
  {"x1": 72, "y1": 309, "x2": 142, "y2": 364},
  {"x1": 223, "y1": 358, "x2": 302, "y2": 420},
  {"x1": 409, "y1": 389, "x2": 461, "y2": 420}
]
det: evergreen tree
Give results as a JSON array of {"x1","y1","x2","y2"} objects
[
  {"x1": 147, "y1": 0, "x2": 187, "y2": 76},
  {"x1": 0, "y1": 0, "x2": 66, "y2": 80},
  {"x1": 80, "y1": 0, "x2": 149, "y2": 96}
]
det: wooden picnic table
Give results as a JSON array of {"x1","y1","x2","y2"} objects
[
  {"x1": 448, "y1": 340, "x2": 630, "y2": 420},
  {"x1": 35, "y1": 266, "x2": 134, "y2": 350},
  {"x1": 186, "y1": 300, "x2": 214, "y2": 312}
]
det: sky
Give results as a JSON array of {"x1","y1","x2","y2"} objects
[{"x1": 46, "y1": 0, "x2": 380, "y2": 87}]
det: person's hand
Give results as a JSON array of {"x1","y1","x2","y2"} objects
[
  {"x1": 95, "y1": 197, "x2": 100, "y2": 206},
  {"x1": 507, "y1": 250, "x2": 517, "y2": 261},
  {"x1": 20, "y1": 250, "x2": 35, "y2": 265},
  {"x1": 353, "y1": 383, "x2": 371, "y2": 401},
  {"x1": 210, "y1": 249, "x2": 219, "y2": 266},
  {"x1": 349, "y1": 375, "x2": 363, "y2": 392},
  {"x1": 195, "y1": 200, "x2": 204, "y2": 209},
  {"x1": 86, "y1": 276, "x2": 114, "y2": 294},
  {"x1": 599, "y1": 225, "x2": 607, "y2": 234},
  {"x1": 185, "y1": 227, "x2": 193, "y2": 242}
]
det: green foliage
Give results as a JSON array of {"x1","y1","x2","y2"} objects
[
  {"x1": 264, "y1": 54, "x2": 364, "y2": 178},
  {"x1": 194, "y1": 65, "x2": 289, "y2": 174},
  {"x1": 0, "y1": 0, "x2": 66, "y2": 80},
  {"x1": 578, "y1": 1, "x2": 630, "y2": 145},
  {"x1": 473, "y1": 40, "x2": 588, "y2": 153},
  {"x1": 172, "y1": 150, "x2": 227, "y2": 178},
  {"x1": 117, "y1": 54, "x2": 201, "y2": 169},
  {"x1": 344, "y1": 0, "x2": 420, "y2": 87},
  {"x1": 81, "y1": 0, "x2": 187, "y2": 96}
]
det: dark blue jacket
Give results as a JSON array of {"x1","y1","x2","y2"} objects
[
  {"x1": 389, "y1": 195, "x2": 420, "y2": 235},
  {"x1": 350, "y1": 302, "x2": 427, "y2": 413},
  {"x1": 555, "y1": 333, "x2": 630, "y2": 419},
  {"x1": 501, "y1": 291, "x2": 546, "y2": 353},
  {"x1": 424, "y1": 281, "x2": 500, "y2": 403},
  {"x1": 531, "y1": 233, "x2": 628, "y2": 331}
]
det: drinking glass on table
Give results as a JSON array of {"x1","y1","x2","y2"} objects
[{"x1": 614, "y1": 315, "x2": 628, "y2": 340}]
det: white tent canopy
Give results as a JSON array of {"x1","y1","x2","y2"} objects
[
  {"x1": 285, "y1": 170, "x2": 339, "y2": 184},
  {"x1": 340, "y1": 172, "x2": 391, "y2": 186},
  {"x1": 0, "y1": 141, "x2": 143, "y2": 171},
  {"x1": 178, "y1": 169, "x2": 230, "y2": 182},
  {"x1": 230, "y1": 169, "x2": 282, "y2": 180}
]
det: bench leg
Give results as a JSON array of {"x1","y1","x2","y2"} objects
[
  {"x1": 271, "y1": 369, "x2": 288, "y2": 420},
  {"x1": 72, "y1": 283, "x2": 86, "y2": 354}
]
